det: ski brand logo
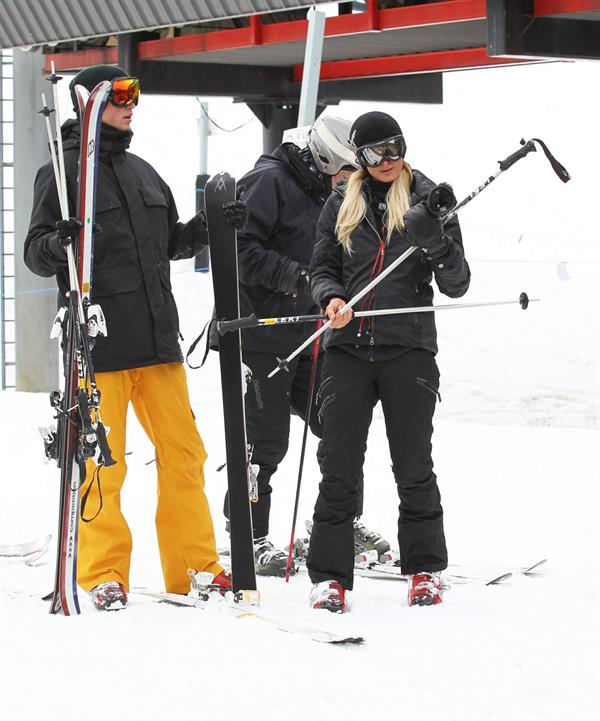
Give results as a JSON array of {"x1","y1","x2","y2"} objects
[
  {"x1": 87, "y1": 140, "x2": 95, "y2": 157},
  {"x1": 215, "y1": 175, "x2": 227, "y2": 192}
]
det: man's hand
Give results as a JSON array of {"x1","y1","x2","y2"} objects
[
  {"x1": 325, "y1": 297, "x2": 353, "y2": 329},
  {"x1": 222, "y1": 200, "x2": 249, "y2": 231},
  {"x1": 55, "y1": 217, "x2": 83, "y2": 249}
]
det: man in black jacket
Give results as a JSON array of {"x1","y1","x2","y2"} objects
[
  {"x1": 225, "y1": 116, "x2": 392, "y2": 576},
  {"x1": 24, "y1": 64, "x2": 247, "y2": 611}
]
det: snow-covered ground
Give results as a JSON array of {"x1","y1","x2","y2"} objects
[
  {"x1": 2, "y1": 252, "x2": 599, "y2": 721},
  {"x1": 2, "y1": 61, "x2": 600, "y2": 720}
]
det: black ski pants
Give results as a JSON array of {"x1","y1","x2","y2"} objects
[
  {"x1": 224, "y1": 349, "x2": 323, "y2": 539},
  {"x1": 307, "y1": 346, "x2": 448, "y2": 589}
]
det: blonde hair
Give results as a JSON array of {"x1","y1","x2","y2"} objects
[{"x1": 335, "y1": 163, "x2": 413, "y2": 252}]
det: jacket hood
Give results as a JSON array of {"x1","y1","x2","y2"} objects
[{"x1": 254, "y1": 143, "x2": 330, "y2": 204}]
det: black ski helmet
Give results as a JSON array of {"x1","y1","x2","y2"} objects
[
  {"x1": 350, "y1": 111, "x2": 406, "y2": 155},
  {"x1": 69, "y1": 64, "x2": 128, "y2": 113}
]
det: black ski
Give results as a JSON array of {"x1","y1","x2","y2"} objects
[{"x1": 205, "y1": 172, "x2": 256, "y2": 594}]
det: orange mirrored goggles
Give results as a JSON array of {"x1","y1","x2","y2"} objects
[{"x1": 109, "y1": 77, "x2": 140, "y2": 108}]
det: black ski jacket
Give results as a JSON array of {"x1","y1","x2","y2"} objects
[
  {"x1": 309, "y1": 169, "x2": 470, "y2": 355},
  {"x1": 235, "y1": 143, "x2": 330, "y2": 355},
  {"x1": 24, "y1": 120, "x2": 207, "y2": 372}
]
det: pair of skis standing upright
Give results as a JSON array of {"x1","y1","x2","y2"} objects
[{"x1": 41, "y1": 73, "x2": 257, "y2": 616}]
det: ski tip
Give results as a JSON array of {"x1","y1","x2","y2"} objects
[
  {"x1": 329, "y1": 636, "x2": 365, "y2": 645},
  {"x1": 485, "y1": 572, "x2": 513, "y2": 585},
  {"x1": 523, "y1": 558, "x2": 548, "y2": 574}
]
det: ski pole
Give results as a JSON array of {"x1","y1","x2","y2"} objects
[
  {"x1": 268, "y1": 137, "x2": 569, "y2": 378},
  {"x1": 285, "y1": 322, "x2": 322, "y2": 582},
  {"x1": 219, "y1": 292, "x2": 535, "y2": 335},
  {"x1": 39, "y1": 92, "x2": 86, "y2": 326},
  {"x1": 39, "y1": 82, "x2": 115, "y2": 467},
  {"x1": 49, "y1": 62, "x2": 70, "y2": 219}
]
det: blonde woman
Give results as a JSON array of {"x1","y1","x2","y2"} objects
[{"x1": 307, "y1": 112, "x2": 470, "y2": 612}]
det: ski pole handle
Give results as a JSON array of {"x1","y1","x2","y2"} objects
[
  {"x1": 218, "y1": 312, "x2": 324, "y2": 335},
  {"x1": 498, "y1": 139, "x2": 537, "y2": 171}
]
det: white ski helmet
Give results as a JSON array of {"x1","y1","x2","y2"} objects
[{"x1": 307, "y1": 115, "x2": 359, "y2": 175}]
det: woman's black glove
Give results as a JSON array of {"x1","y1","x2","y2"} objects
[
  {"x1": 403, "y1": 202, "x2": 448, "y2": 258},
  {"x1": 55, "y1": 217, "x2": 83, "y2": 249},
  {"x1": 222, "y1": 199, "x2": 249, "y2": 231}
]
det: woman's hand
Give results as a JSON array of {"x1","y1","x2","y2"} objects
[{"x1": 325, "y1": 297, "x2": 353, "y2": 329}]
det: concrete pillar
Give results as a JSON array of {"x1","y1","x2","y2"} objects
[{"x1": 14, "y1": 48, "x2": 59, "y2": 392}]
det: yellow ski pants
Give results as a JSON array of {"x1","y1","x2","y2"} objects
[{"x1": 77, "y1": 362, "x2": 223, "y2": 594}]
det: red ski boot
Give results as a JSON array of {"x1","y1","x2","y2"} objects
[
  {"x1": 90, "y1": 581, "x2": 128, "y2": 611},
  {"x1": 309, "y1": 580, "x2": 348, "y2": 613},
  {"x1": 407, "y1": 572, "x2": 443, "y2": 606},
  {"x1": 188, "y1": 569, "x2": 232, "y2": 600},
  {"x1": 210, "y1": 570, "x2": 232, "y2": 595}
]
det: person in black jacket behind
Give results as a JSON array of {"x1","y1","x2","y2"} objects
[
  {"x1": 227, "y1": 116, "x2": 392, "y2": 577},
  {"x1": 306, "y1": 111, "x2": 471, "y2": 612},
  {"x1": 24, "y1": 65, "x2": 247, "y2": 611}
]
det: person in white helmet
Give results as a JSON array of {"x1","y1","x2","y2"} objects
[{"x1": 217, "y1": 115, "x2": 391, "y2": 577}]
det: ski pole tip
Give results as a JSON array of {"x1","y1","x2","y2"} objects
[{"x1": 268, "y1": 357, "x2": 290, "y2": 378}]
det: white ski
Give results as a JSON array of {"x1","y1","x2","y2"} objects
[
  {"x1": 132, "y1": 588, "x2": 364, "y2": 645},
  {"x1": 0, "y1": 535, "x2": 52, "y2": 558}
]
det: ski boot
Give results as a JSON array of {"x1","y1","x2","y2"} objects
[
  {"x1": 285, "y1": 535, "x2": 310, "y2": 563},
  {"x1": 353, "y1": 519, "x2": 391, "y2": 564},
  {"x1": 407, "y1": 572, "x2": 443, "y2": 606},
  {"x1": 254, "y1": 537, "x2": 296, "y2": 577},
  {"x1": 188, "y1": 569, "x2": 232, "y2": 601},
  {"x1": 90, "y1": 581, "x2": 128, "y2": 611},
  {"x1": 309, "y1": 580, "x2": 347, "y2": 614}
]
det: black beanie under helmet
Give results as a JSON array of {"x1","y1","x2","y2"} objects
[
  {"x1": 350, "y1": 111, "x2": 403, "y2": 149},
  {"x1": 69, "y1": 64, "x2": 128, "y2": 113}
]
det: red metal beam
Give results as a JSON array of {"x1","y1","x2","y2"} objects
[
  {"x1": 137, "y1": 1, "x2": 486, "y2": 61},
  {"x1": 535, "y1": 0, "x2": 600, "y2": 14},
  {"x1": 295, "y1": 47, "x2": 530, "y2": 82},
  {"x1": 45, "y1": 47, "x2": 117, "y2": 72},
  {"x1": 46, "y1": 0, "x2": 596, "y2": 76},
  {"x1": 379, "y1": 0, "x2": 485, "y2": 29}
]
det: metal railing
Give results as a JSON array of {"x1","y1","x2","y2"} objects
[{"x1": 1, "y1": 49, "x2": 15, "y2": 389}]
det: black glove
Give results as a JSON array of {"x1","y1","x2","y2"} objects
[
  {"x1": 55, "y1": 217, "x2": 82, "y2": 249},
  {"x1": 294, "y1": 268, "x2": 310, "y2": 297},
  {"x1": 403, "y1": 203, "x2": 448, "y2": 258},
  {"x1": 426, "y1": 182, "x2": 456, "y2": 218},
  {"x1": 273, "y1": 257, "x2": 301, "y2": 295},
  {"x1": 222, "y1": 200, "x2": 249, "y2": 231}
]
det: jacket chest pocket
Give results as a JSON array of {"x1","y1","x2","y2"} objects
[
  {"x1": 139, "y1": 186, "x2": 169, "y2": 251},
  {"x1": 92, "y1": 193, "x2": 142, "y2": 296},
  {"x1": 94, "y1": 193, "x2": 124, "y2": 239}
]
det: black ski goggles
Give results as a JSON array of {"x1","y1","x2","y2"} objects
[
  {"x1": 355, "y1": 135, "x2": 406, "y2": 168},
  {"x1": 109, "y1": 77, "x2": 140, "y2": 108}
]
